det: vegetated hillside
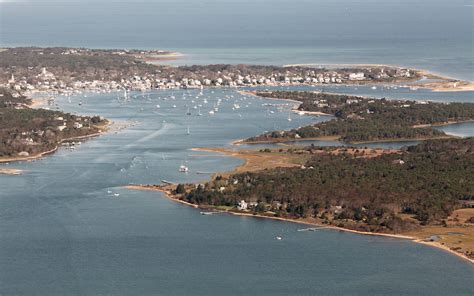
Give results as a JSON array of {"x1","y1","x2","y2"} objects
[
  {"x1": 0, "y1": 88, "x2": 106, "y2": 158},
  {"x1": 0, "y1": 47, "x2": 158, "y2": 83},
  {"x1": 247, "y1": 91, "x2": 474, "y2": 143},
  {"x1": 179, "y1": 138, "x2": 474, "y2": 232}
]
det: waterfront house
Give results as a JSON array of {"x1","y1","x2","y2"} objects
[
  {"x1": 237, "y1": 200, "x2": 248, "y2": 210},
  {"x1": 349, "y1": 72, "x2": 365, "y2": 80}
]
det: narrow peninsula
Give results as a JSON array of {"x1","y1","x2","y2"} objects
[
  {"x1": 129, "y1": 138, "x2": 474, "y2": 263},
  {"x1": 242, "y1": 91, "x2": 474, "y2": 144}
]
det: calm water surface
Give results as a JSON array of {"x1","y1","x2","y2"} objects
[
  {"x1": 1, "y1": 88, "x2": 473, "y2": 295},
  {"x1": 1, "y1": 0, "x2": 474, "y2": 294}
]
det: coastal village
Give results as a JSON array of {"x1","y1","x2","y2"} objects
[
  {"x1": 0, "y1": 47, "x2": 416, "y2": 95},
  {"x1": 3, "y1": 65, "x2": 413, "y2": 93}
]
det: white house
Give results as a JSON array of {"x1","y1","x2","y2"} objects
[
  {"x1": 237, "y1": 200, "x2": 248, "y2": 210},
  {"x1": 349, "y1": 72, "x2": 365, "y2": 80}
]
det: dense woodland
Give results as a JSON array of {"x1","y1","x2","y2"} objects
[
  {"x1": 0, "y1": 47, "x2": 158, "y2": 83},
  {"x1": 177, "y1": 138, "x2": 474, "y2": 233},
  {"x1": 247, "y1": 91, "x2": 474, "y2": 143},
  {"x1": 0, "y1": 88, "x2": 106, "y2": 157}
]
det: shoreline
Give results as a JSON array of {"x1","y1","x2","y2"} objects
[
  {"x1": 125, "y1": 184, "x2": 474, "y2": 265},
  {"x1": 412, "y1": 119, "x2": 474, "y2": 128},
  {"x1": 0, "y1": 121, "x2": 111, "y2": 164},
  {"x1": 237, "y1": 90, "x2": 470, "y2": 146},
  {"x1": 282, "y1": 63, "x2": 473, "y2": 92},
  {"x1": 233, "y1": 135, "x2": 341, "y2": 145},
  {"x1": 10, "y1": 65, "x2": 472, "y2": 107},
  {"x1": 142, "y1": 52, "x2": 185, "y2": 64},
  {"x1": 189, "y1": 147, "x2": 306, "y2": 179},
  {"x1": 0, "y1": 168, "x2": 23, "y2": 175},
  {"x1": 236, "y1": 135, "x2": 459, "y2": 146},
  {"x1": 349, "y1": 135, "x2": 458, "y2": 145},
  {"x1": 292, "y1": 109, "x2": 332, "y2": 116},
  {"x1": 238, "y1": 90, "x2": 305, "y2": 106},
  {"x1": 0, "y1": 89, "x2": 112, "y2": 164}
]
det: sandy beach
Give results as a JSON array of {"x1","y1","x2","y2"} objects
[
  {"x1": 282, "y1": 64, "x2": 474, "y2": 92},
  {"x1": 412, "y1": 119, "x2": 474, "y2": 129},
  {"x1": 233, "y1": 135, "x2": 341, "y2": 145},
  {"x1": 30, "y1": 97, "x2": 48, "y2": 108},
  {"x1": 142, "y1": 51, "x2": 184, "y2": 63},
  {"x1": 0, "y1": 168, "x2": 23, "y2": 175},
  {"x1": 292, "y1": 110, "x2": 332, "y2": 116}
]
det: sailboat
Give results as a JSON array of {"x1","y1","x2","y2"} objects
[
  {"x1": 186, "y1": 126, "x2": 190, "y2": 135},
  {"x1": 287, "y1": 113, "x2": 292, "y2": 122},
  {"x1": 186, "y1": 106, "x2": 191, "y2": 115}
]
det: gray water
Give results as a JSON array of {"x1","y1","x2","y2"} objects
[
  {"x1": 1, "y1": 0, "x2": 473, "y2": 81},
  {"x1": 1, "y1": 0, "x2": 474, "y2": 294},
  {"x1": 1, "y1": 88, "x2": 473, "y2": 295}
]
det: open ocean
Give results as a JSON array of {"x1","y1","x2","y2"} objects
[{"x1": 1, "y1": 0, "x2": 473, "y2": 81}]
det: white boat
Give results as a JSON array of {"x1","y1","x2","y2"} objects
[
  {"x1": 209, "y1": 110, "x2": 215, "y2": 115},
  {"x1": 276, "y1": 236, "x2": 282, "y2": 240},
  {"x1": 179, "y1": 165, "x2": 189, "y2": 173},
  {"x1": 287, "y1": 114, "x2": 292, "y2": 122},
  {"x1": 156, "y1": 104, "x2": 160, "y2": 109},
  {"x1": 186, "y1": 126, "x2": 190, "y2": 135}
]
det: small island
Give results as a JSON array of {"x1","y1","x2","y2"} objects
[{"x1": 242, "y1": 91, "x2": 474, "y2": 144}]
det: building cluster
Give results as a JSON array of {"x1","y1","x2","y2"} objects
[
  {"x1": 237, "y1": 199, "x2": 282, "y2": 212},
  {"x1": 2, "y1": 66, "x2": 414, "y2": 94}
]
